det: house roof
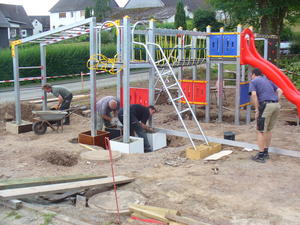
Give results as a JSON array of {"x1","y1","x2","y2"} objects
[
  {"x1": 49, "y1": 0, "x2": 119, "y2": 13},
  {"x1": 0, "y1": 4, "x2": 33, "y2": 29},
  {"x1": 162, "y1": 0, "x2": 211, "y2": 12},
  {"x1": 0, "y1": 10, "x2": 10, "y2": 28},
  {"x1": 123, "y1": 0, "x2": 210, "y2": 12},
  {"x1": 29, "y1": 16, "x2": 50, "y2": 28},
  {"x1": 111, "y1": 7, "x2": 176, "y2": 22}
]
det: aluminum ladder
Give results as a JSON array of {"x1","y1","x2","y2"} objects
[{"x1": 133, "y1": 40, "x2": 209, "y2": 149}]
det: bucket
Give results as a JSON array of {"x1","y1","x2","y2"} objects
[
  {"x1": 224, "y1": 131, "x2": 235, "y2": 141},
  {"x1": 105, "y1": 127, "x2": 122, "y2": 139}
]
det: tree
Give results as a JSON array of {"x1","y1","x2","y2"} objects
[
  {"x1": 85, "y1": 7, "x2": 92, "y2": 19},
  {"x1": 174, "y1": 0, "x2": 187, "y2": 30},
  {"x1": 193, "y1": 9, "x2": 223, "y2": 31},
  {"x1": 93, "y1": 0, "x2": 111, "y2": 22},
  {"x1": 209, "y1": 0, "x2": 300, "y2": 37}
]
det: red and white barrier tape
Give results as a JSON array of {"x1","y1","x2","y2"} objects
[{"x1": 0, "y1": 71, "x2": 107, "y2": 84}]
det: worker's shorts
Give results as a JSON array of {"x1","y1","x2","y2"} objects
[{"x1": 257, "y1": 102, "x2": 280, "y2": 132}]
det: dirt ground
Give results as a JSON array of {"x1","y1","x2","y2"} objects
[{"x1": 0, "y1": 83, "x2": 300, "y2": 225}]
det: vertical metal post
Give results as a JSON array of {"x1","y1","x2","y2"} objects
[
  {"x1": 191, "y1": 29, "x2": 197, "y2": 113},
  {"x1": 89, "y1": 17, "x2": 97, "y2": 136},
  {"x1": 246, "y1": 66, "x2": 251, "y2": 124},
  {"x1": 177, "y1": 27, "x2": 183, "y2": 113},
  {"x1": 122, "y1": 16, "x2": 131, "y2": 143},
  {"x1": 235, "y1": 25, "x2": 242, "y2": 125},
  {"x1": 116, "y1": 23, "x2": 122, "y2": 100},
  {"x1": 13, "y1": 45, "x2": 21, "y2": 125},
  {"x1": 205, "y1": 26, "x2": 211, "y2": 123},
  {"x1": 217, "y1": 63, "x2": 223, "y2": 122},
  {"x1": 40, "y1": 44, "x2": 47, "y2": 110},
  {"x1": 217, "y1": 27, "x2": 224, "y2": 122},
  {"x1": 263, "y1": 38, "x2": 268, "y2": 60},
  {"x1": 148, "y1": 20, "x2": 155, "y2": 107}
]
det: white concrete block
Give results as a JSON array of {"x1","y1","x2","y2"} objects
[
  {"x1": 146, "y1": 132, "x2": 167, "y2": 151},
  {"x1": 110, "y1": 136, "x2": 144, "y2": 154},
  {"x1": 5, "y1": 121, "x2": 33, "y2": 134}
]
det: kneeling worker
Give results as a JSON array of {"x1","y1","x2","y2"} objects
[
  {"x1": 96, "y1": 96, "x2": 120, "y2": 130},
  {"x1": 42, "y1": 83, "x2": 73, "y2": 125},
  {"x1": 118, "y1": 104, "x2": 157, "y2": 153}
]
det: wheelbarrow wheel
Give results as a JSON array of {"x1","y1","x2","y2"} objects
[{"x1": 33, "y1": 121, "x2": 47, "y2": 135}]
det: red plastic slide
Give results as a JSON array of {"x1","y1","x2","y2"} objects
[{"x1": 240, "y1": 28, "x2": 300, "y2": 118}]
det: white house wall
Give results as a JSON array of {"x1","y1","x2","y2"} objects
[
  {"x1": 32, "y1": 19, "x2": 43, "y2": 34},
  {"x1": 164, "y1": 7, "x2": 194, "y2": 24},
  {"x1": 50, "y1": 10, "x2": 85, "y2": 29},
  {"x1": 125, "y1": 0, "x2": 164, "y2": 9}
]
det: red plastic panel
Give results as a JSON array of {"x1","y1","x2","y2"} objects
[
  {"x1": 180, "y1": 81, "x2": 194, "y2": 102},
  {"x1": 193, "y1": 82, "x2": 206, "y2": 104},
  {"x1": 120, "y1": 87, "x2": 149, "y2": 107}
]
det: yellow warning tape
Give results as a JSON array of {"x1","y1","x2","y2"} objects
[
  {"x1": 240, "y1": 102, "x2": 251, "y2": 107},
  {"x1": 179, "y1": 100, "x2": 208, "y2": 105},
  {"x1": 179, "y1": 80, "x2": 208, "y2": 83}
]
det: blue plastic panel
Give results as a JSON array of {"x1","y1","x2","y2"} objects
[
  {"x1": 240, "y1": 82, "x2": 250, "y2": 107},
  {"x1": 223, "y1": 34, "x2": 237, "y2": 56},
  {"x1": 209, "y1": 35, "x2": 222, "y2": 56}
]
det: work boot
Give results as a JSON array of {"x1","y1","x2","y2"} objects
[
  {"x1": 263, "y1": 148, "x2": 269, "y2": 159},
  {"x1": 251, "y1": 152, "x2": 265, "y2": 163}
]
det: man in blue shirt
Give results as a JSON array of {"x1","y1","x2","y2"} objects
[{"x1": 249, "y1": 68, "x2": 282, "y2": 163}]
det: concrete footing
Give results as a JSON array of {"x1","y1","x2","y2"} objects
[
  {"x1": 146, "y1": 132, "x2": 167, "y2": 151},
  {"x1": 186, "y1": 142, "x2": 222, "y2": 160},
  {"x1": 110, "y1": 136, "x2": 144, "y2": 154},
  {"x1": 5, "y1": 121, "x2": 33, "y2": 134}
]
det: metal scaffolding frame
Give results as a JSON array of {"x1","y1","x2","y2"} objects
[
  {"x1": 11, "y1": 18, "x2": 97, "y2": 134},
  {"x1": 11, "y1": 16, "x2": 276, "y2": 143}
]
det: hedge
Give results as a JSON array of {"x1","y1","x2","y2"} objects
[{"x1": 0, "y1": 42, "x2": 117, "y2": 81}]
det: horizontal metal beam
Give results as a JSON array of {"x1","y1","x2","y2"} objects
[
  {"x1": 19, "y1": 66, "x2": 41, "y2": 70},
  {"x1": 154, "y1": 28, "x2": 207, "y2": 37},
  {"x1": 156, "y1": 128, "x2": 300, "y2": 158},
  {"x1": 20, "y1": 18, "x2": 94, "y2": 44}
]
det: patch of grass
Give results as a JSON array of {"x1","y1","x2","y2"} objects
[
  {"x1": 40, "y1": 213, "x2": 56, "y2": 225},
  {"x1": 5, "y1": 210, "x2": 22, "y2": 219}
]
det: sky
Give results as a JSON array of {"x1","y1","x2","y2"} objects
[{"x1": 0, "y1": 0, "x2": 128, "y2": 15}]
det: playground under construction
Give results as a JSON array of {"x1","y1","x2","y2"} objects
[{"x1": 0, "y1": 17, "x2": 300, "y2": 225}]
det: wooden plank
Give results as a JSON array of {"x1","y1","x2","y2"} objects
[
  {"x1": 0, "y1": 199, "x2": 23, "y2": 210},
  {"x1": 129, "y1": 205, "x2": 169, "y2": 223},
  {"x1": 166, "y1": 213, "x2": 210, "y2": 225},
  {"x1": 129, "y1": 204, "x2": 180, "y2": 223},
  {"x1": 130, "y1": 204, "x2": 180, "y2": 216},
  {"x1": 204, "y1": 150, "x2": 233, "y2": 161},
  {"x1": 0, "y1": 176, "x2": 134, "y2": 200},
  {"x1": 28, "y1": 94, "x2": 89, "y2": 104},
  {"x1": 0, "y1": 174, "x2": 107, "y2": 190}
]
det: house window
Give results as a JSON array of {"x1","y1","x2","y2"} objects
[
  {"x1": 59, "y1": 12, "x2": 66, "y2": 18},
  {"x1": 10, "y1": 28, "x2": 17, "y2": 38},
  {"x1": 80, "y1": 10, "x2": 85, "y2": 17},
  {"x1": 70, "y1": 11, "x2": 74, "y2": 17},
  {"x1": 21, "y1": 30, "x2": 27, "y2": 37}
]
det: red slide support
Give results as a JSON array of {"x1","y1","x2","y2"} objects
[{"x1": 240, "y1": 28, "x2": 300, "y2": 118}]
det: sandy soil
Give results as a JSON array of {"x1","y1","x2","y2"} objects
[{"x1": 0, "y1": 85, "x2": 299, "y2": 225}]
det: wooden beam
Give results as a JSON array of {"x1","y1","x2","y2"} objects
[
  {"x1": 0, "y1": 176, "x2": 134, "y2": 200},
  {"x1": 129, "y1": 204, "x2": 180, "y2": 223},
  {"x1": 0, "y1": 199, "x2": 23, "y2": 210},
  {"x1": 166, "y1": 213, "x2": 210, "y2": 225},
  {"x1": 0, "y1": 174, "x2": 107, "y2": 190}
]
